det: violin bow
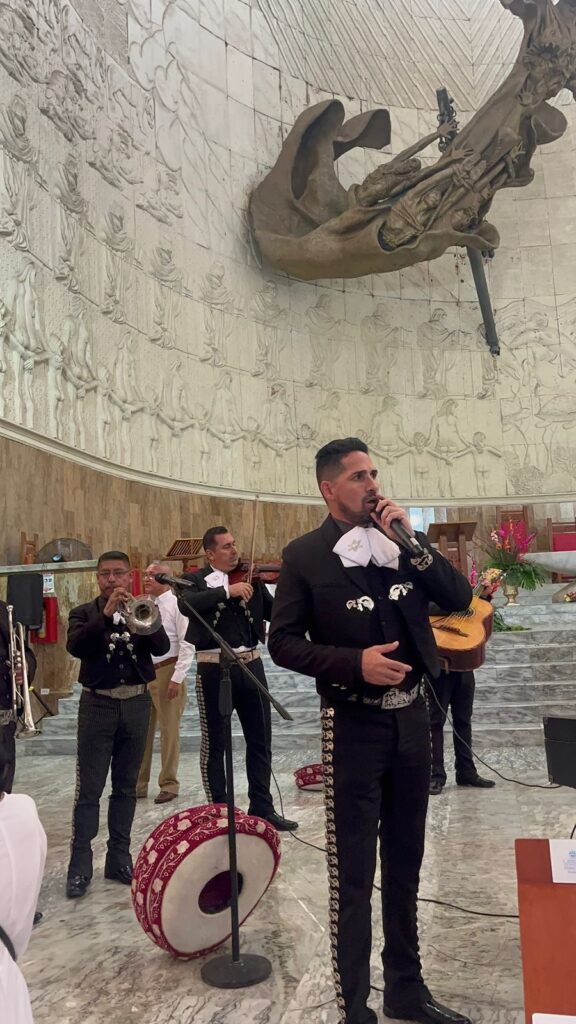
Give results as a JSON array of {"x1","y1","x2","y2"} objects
[{"x1": 246, "y1": 495, "x2": 260, "y2": 586}]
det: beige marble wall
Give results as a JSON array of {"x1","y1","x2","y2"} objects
[{"x1": 0, "y1": 0, "x2": 575, "y2": 503}]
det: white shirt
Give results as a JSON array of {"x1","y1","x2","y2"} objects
[
  {"x1": 0, "y1": 793, "x2": 47, "y2": 1024},
  {"x1": 152, "y1": 589, "x2": 195, "y2": 684}
]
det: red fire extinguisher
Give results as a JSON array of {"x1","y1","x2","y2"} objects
[{"x1": 30, "y1": 595, "x2": 59, "y2": 644}]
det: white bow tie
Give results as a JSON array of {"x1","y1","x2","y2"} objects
[{"x1": 333, "y1": 526, "x2": 400, "y2": 570}]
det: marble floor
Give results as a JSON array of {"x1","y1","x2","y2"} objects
[{"x1": 15, "y1": 743, "x2": 576, "y2": 1024}]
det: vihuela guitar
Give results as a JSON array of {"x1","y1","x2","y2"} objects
[{"x1": 429, "y1": 592, "x2": 494, "y2": 672}]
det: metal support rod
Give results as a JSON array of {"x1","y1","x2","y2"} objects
[
  {"x1": 466, "y1": 247, "x2": 500, "y2": 356},
  {"x1": 436, "y1": 86, "x2": 501, "y2": 356}
]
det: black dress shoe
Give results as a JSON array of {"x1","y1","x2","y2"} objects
[
  {"x1": 262, "y1": 811, "x2": 299, "y2": 831},
  {"x1": 429, "y1": 778, "x2": 445, "y2": 796},
  {"x1": 33, "y1": 910, "x2": 43, "y2": 926},
  {"x1": 104, "y1": 864, "x2": 133, "y2": 885},
  {"x1": 456, "y1": 774, "x2": 495, "y2": 788},
  {"x1": 66, "y1": 875, "x2": 91, "y2": 899},
  {"x1": 384, "y1": 995, "x2": 471, "y2": 1024}
]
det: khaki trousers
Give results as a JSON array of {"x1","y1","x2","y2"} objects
[{"x1": 137, "y1": 662, "x2": 187, "y2": 796}]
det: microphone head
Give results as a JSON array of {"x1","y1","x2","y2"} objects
[{"x1": 154, "y1": 573, "x2": 170, "y2": 584}]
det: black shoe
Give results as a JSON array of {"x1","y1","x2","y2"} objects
[
  {"x1": 66, "y1": 875, "x2": 91, "y2": 899},
  {"x1": 429, "y1": 778, "x2": 445, "y2": 796},
  {"x1": 33, "y1": 910, "x2": 43, "y2": 926},
  {"x1": 456, "y1": 774, "x2": 495, "y2": 789},
  {"x1": 384, "y1": 995, "x2": 472, "y2": 1024},
  {"x1": 349, "y1": 1010, "x2": 378, "y2": 1024},
  {"x1": 262, "y1": 811, "x2": 299, "y2": 831},
  {"x1": 104, "y1": 864, "x2": 133, "y2": 885}
]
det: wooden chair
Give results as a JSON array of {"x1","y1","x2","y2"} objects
[{"x1": 546, "y1": 519, "x2": 576, "y2": 581}]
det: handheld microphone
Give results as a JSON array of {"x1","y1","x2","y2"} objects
[
  {"x1": 388, "y1": 520, "x2": 425, "y2": 557},
  {"x1": 372, "y1": 498, "x2": 425, "y2": 557},
  {"x1": 154, "y1": 572, "x2": 195, "y2": 588}
]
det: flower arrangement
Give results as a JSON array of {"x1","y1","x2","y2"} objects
[
  {"x1": 483, "y1": 521, "x2": 547, "y2": 591},
  {"x1": 563, "y1": 591, "x2": 576, "y2": 604},
  {"x1": 469, "y1": 560, "x2": 504, "y2": 593}
]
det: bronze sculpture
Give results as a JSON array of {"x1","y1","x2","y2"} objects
[{"x1": 249, "y1": 0, "x2": 576, "y2": 281}]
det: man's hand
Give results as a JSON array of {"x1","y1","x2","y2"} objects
[
  {"x1": 361, "y1": 642, "x2": 412, "y2": 686},
  {"x1": 371, "y1": 498, "x2": 415, "y2": 542},
  {"x1": 167, "y1": 681, "x2": 180, "y2": 700},
  {"x1": 229, "y1": 582, "x2": 254, "y2": 602},
  {"x1": 103, "y1": 587, "x2": 131, "y2": 618}
]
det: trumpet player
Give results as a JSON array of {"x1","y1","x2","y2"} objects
[
  {"x1": 0, "y1": 599, "x2": 37, "y2": 793},
  {"x1": 65, "y1": 551, "x2": 169, "y2": 900}
]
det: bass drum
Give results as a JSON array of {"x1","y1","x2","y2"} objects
[
  {"x1": 294, "y1": 763, "x2": 324, "y2": 791},
  {"x1": 132, "y1": 804, "x2": 281, "y2": 959}
]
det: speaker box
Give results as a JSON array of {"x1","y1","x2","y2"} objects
[
  {"x1": 543, "y1": 715, "x2": 576, "y2": 789},
  {"x1": 6, "y1": 573, "x2": 44, "y2": 629}
]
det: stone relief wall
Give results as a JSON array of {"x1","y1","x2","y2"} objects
[{"x1": 1, "y1": 0, "x2": 576, "y2": 503}]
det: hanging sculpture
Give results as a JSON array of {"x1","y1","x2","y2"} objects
[{"x1": 249, "y1": 0, "x2": 576, "y2": 281}]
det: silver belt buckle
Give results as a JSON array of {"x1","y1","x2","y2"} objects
[
  {"x1": 348, "y1": 680, "x2": 421, "y2": 710},
  {"x1": 378, "y1": 682, "x2": 420, "y2": 710},
  {"x1": 93, "y1": 684, "x2": 146, "y2": 699}
]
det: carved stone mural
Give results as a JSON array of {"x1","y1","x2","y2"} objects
[{"x1": 0, "y1": 0, "x2": 574, "y2": 505}]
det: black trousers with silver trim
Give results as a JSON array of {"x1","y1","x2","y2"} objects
[
  {"x1": 68, "y1": 688, "x2": 151, "y2": 878},
  {"x1": 196, "y1": 658, "x2": 274, "y2": 816},
  {"x1": 322, "y1": 694, "x2": 431, "y2": 1024}
]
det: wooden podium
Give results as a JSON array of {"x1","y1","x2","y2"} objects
[
  {"x1": 516, "y1": 838, "x2": 576, "y2": 1021},
  {"x1": 427, "y1": 522, "x2": 477, "y2": 575}
]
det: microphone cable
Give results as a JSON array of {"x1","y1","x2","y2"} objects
[{"x1": 424, "y1": 675, "x2": 561, "y2": 790}]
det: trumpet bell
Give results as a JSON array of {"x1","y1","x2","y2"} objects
[{"x1": 121, "y1": 595, "x2": 161, "y2": 635}]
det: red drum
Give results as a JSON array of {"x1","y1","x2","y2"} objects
[
  {"x1": 132, "y1": 804, "x2": 281, "y2": 959},
  {"x1": 294, "y1": 763, "x2": 324, "y2": 791}
]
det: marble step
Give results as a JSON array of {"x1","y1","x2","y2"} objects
[
  {"x1": 476, "y1": 662, "x2": 576, "y2": 683},
  {"x1": 474, "y1": 681, "x2": 576, "y2": 703},
  {"x1": 484, "y1": 642, "x2": 576, "y2": 665},
  {"x1": 488, "y1": 627, "x2": 576, "y2": 645}
]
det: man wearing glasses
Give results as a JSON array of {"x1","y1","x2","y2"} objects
[{"x1": 65, "y1": 551, "x2": 169, "y2": 899}]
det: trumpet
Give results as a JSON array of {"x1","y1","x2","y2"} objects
[
  {"x1": 119, "y1": 595, "x2": 161, "y2": 635},
  {"x1": 7, "y1": 604, "x2": 38, "y2": 738}
]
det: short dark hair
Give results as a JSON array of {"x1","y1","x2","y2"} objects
[
  {"x1": 315, "y1": 437, "x2": 368, "y2": 484},
  {"x1": 202, "y1": 526, "x2": 229, "y2": 552},
  {"x1": 97, "y1": 550, "x2": 131, "y2": 568}
]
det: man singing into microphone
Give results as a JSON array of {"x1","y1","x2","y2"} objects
[{"x1": 268, "y1": 438, "x2": 472, "y2": 1024}]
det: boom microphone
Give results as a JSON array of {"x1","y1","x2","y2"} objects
[{"x1": 153, "y1": 573, "x2": 195, "y2": 588}]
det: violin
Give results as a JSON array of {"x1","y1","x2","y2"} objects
[{"x1": 228, "y1": 560, "x2": 282, "y2": 585}]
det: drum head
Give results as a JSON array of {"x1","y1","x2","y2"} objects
[{"x1": 132, "y1": 805, "x2": 281, "y2": 959}]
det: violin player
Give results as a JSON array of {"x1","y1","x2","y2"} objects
[{"x1": 179, "y1": 526, "x2": 298, "y2": 831}]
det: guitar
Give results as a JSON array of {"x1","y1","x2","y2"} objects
[{"x1": 429, "y1": 591, "x2": 494, "y2": 672}]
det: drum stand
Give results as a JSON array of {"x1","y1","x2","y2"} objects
[{"x1": 173, "y1": 585, "x2": 292, "y2": 988}]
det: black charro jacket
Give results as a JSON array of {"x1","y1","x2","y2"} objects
[
  {"x1": 268, "y1": 516, "x2": 472, "y2": 706},
  {"x1": 178, "y1": 567, "x2": 273, "y2": 651},
  {"x1": 67, "y1": 597, "x2": 169, "y2": 690}
]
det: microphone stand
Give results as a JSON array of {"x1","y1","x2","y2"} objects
[{"x1": 169, "y1": 579, "x2": 292, "y2": 989}]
